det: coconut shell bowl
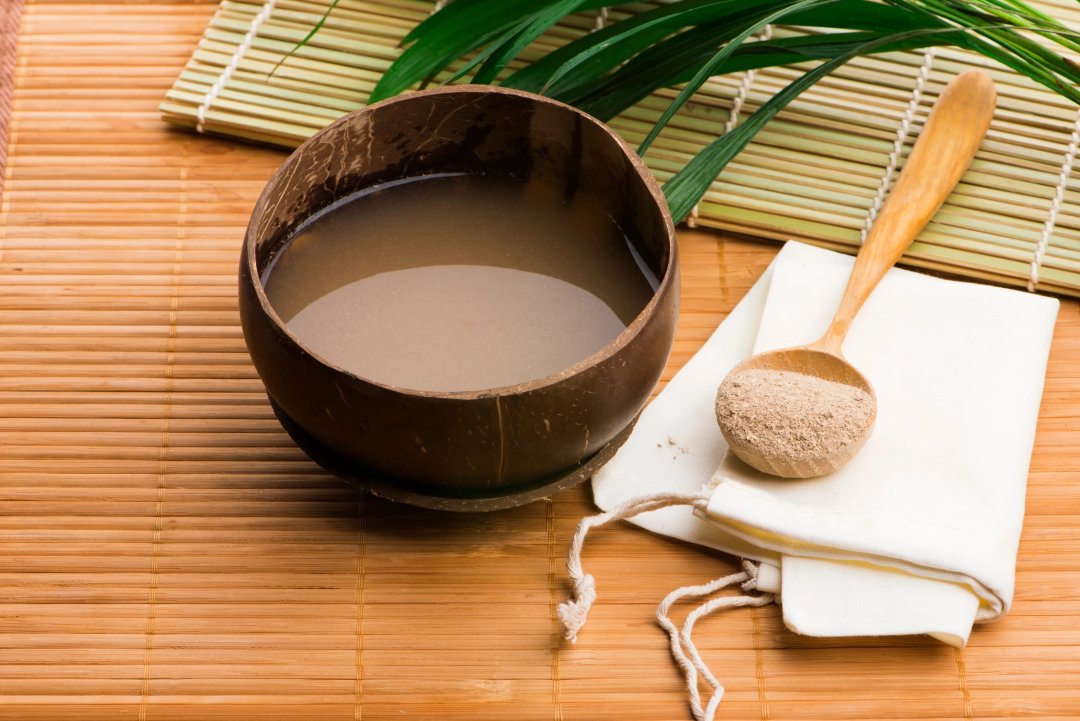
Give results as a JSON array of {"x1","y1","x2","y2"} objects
[{"x1": 239, "y1": 86, "x2": 679, "y2": 511}]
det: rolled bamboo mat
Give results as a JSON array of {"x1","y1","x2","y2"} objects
[
  {"x1": 159, "y1": 0, "x2": 1080, "y2": 298},
  {"x1": 2, "y1": 1, "x2": 1079, "y2": 719}
]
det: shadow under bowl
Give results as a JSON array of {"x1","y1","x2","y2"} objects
[{"x1": 239, "y1": 85, "x2": 679, "y2": 505}]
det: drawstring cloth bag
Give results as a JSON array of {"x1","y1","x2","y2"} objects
[{"x1": 559, "y1": 242, "x2": 1058, "y2": 720}]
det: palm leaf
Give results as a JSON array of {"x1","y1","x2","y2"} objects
[
  {"x1": 285, "y1": 0, "x2": 1080, "y2": 222},
  {"x1": 662, "y1": 26, "x2": 959, "y2": 221},
  {"x1": 508, "y1": 0, "x2": 786, "y2": 94},
  {"x1": 371, "y1": 0, "x2": 564, "y2": 102},
  {"x1": 266, "y1": 0, "x2": 341, "y2": 80},
  {"x1": 637, "y1": 0, "x2": 835, "y2": 155},
  {"x1": 565, "y1": 20, "x2": 752, "y2": 118},
  {"x1": 470, "y1": 0, "x2": 595, "y2": 84},
  {"x1": 506, "y1": 0, "x2": 945, "y2": 98}
]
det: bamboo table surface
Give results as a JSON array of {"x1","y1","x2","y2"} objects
[{"x1": 1, "y1": 2, "x2": 1079, "y2": 719}]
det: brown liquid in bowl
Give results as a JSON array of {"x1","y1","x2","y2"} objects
[{"x1": 262, "y1": 173, "x2": 657, "y2": 392}]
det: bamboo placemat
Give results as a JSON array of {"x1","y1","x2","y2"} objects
[
  {"x1": 159, "y1": 0, "x2": 1080, "y2": 298},
  {"x1": 2, "y1": 2, "x2": 1080, "y2": 719}
]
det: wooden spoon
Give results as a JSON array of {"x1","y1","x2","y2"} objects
[{"x1": 715, "y1": 69, "x2": 997, "y2": 478}]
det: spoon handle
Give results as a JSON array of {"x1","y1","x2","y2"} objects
[{"x1": 813, "y1": 70, "x2": 996, "y2": 355}]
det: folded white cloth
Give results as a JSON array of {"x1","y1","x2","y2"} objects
[{"x1": 563, "y1": 241, "x2": 1057, "y2": 717}]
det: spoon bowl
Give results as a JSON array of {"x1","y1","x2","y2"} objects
[
  {"x1": 716, "y1": 348, "x2": 876, "y2": 478},
  {"x1": 715, "y1": 69, "x2": 997, "y2": 478}
]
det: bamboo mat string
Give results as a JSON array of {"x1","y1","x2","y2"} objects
[
  {"x1": 139, "y1": 156, "x2": 188, "y2": 721},
  {"x1": 687, "y1": 25, "x2": 773, "y2": 230},
  {"x1": 139, "y1": 482, "x2": 165, "y2": 721},
  {"x1": 546, "y1": 498, "x2": 565, "y2": 721},
  {"x1": 1028, "y1": 105, "x2": 1080, "y2": 292},
  {"x1": 953, "y1": 647, "x2": 975, "y2": 720},
  {"x1": 196, "y1": 0, "x2": 278, "y2": 133},
  {"x1": 139, "y1": 399, "x2": 170, "y2": 719},
  {"x1": 751, "y1": 604, "x2": 770, "y2": 720},
  {"x1": 353, "y1": 496, "x2": 367, "y2": 721},
  {"x1": 594, "y1": 8, "x2": 609, "y2": 31},
  {"x1": 860, "y1": 48, "x2": 937, "y2": 244}
]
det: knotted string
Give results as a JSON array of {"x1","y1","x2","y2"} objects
[
  {"x1": 559, "y1": 492, "x2": 710, "y2": 641},
  {"x1": 558, "y1": 492, "x2": 776, "y2": 721}
]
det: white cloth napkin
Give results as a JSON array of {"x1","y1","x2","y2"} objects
[{"x1": 589, "y1": 241, "x2": 1058, "y2": 647}]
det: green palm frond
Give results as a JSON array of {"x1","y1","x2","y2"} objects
[{"x1": 315, "y1": 0, "x2": 1080, "y2": 222}]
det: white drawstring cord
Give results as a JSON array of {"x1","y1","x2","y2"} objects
[
  {"x1": 559, "y1": 491, "x2": 710, "y2": 641},
  {"x1": 559, "y1": 493, "x2": 775, "y2": 721}
]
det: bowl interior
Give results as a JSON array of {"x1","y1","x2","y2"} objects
[{"x1": 245, "y1": 86, "x2": 674, "y2": 394}]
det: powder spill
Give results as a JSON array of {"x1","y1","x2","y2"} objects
[{"x1": 715, "y1": 368, "x2": 873, "y2": 470}]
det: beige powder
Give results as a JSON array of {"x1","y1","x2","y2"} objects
[{"x1": 715, "y1": 369, "x2": 873, "y2": 467}]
